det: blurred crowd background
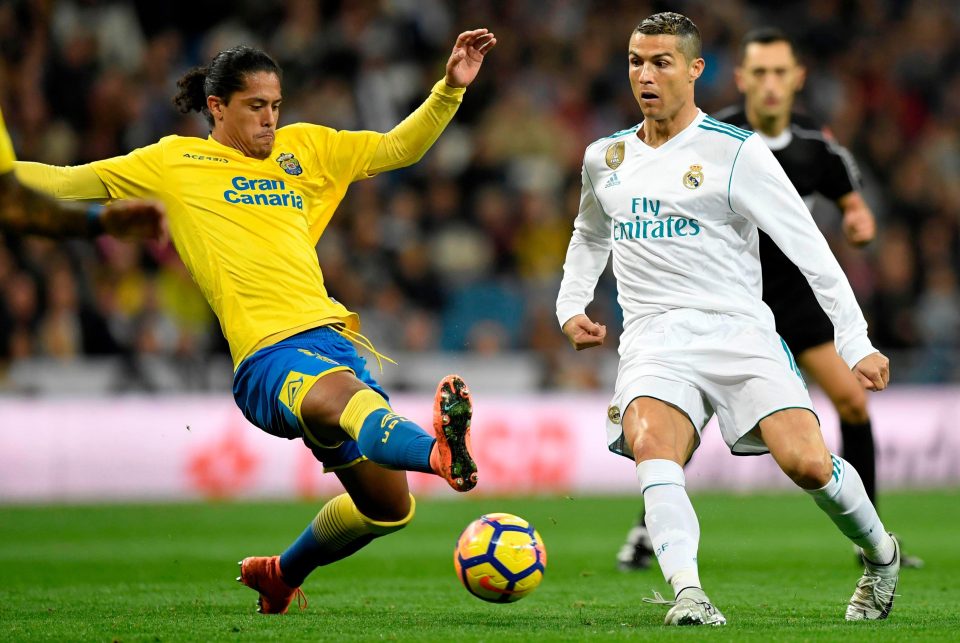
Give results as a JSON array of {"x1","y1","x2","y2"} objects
[{"x1": 0, "y1": 0, "x2": 958, "y2": 393}]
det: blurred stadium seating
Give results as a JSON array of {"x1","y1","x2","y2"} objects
[{"x1": 0, "y1": 0, "x2": 957, "y2": 395}]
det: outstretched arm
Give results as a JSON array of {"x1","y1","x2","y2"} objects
[
  {"x1": 9, "y1": 162, "x2": 167, "y2": 241},
  {"x1": 367, "y1": 28, "x2": 496, "y2": 174},
  {"x1": 0, "y1": 171, "x2": 100, "y2": 238},
  {"x1": 0, "y1": 170, "x2": 165, "y2": 241}
]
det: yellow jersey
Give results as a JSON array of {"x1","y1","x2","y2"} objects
[
  {"x1": 16, "y1": 79, "x2": 465, "y2": 366},
  {"x1": 90, "y1": 124, "x2": 386, "y2": 366},
  {"x1": 0, "y1": 108, "x2": 16, "y2": 174}
]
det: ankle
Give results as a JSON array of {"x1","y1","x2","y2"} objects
[
  {"x1": 675, "y1": 586, "x2": 706, "y2": 602},
  {"x1": 863, "y1": 533, "x2": 897, "y2": 568},
  {"x1": 276, "y1": 556, "x2": 300, "y2": 589},
  {"x1": 670, "y1": 568, "x2": 702, "y2": 598}
]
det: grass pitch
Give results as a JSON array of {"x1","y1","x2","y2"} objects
[{"x1": 0, "y1": 491, "x2": 957, "y2": 641}]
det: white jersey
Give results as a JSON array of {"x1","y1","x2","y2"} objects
[{"x1": 556, "y1": 110, "x2": 875, "y2": 368}]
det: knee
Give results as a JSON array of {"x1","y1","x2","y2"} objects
[
  {"x1": 301, "y1": 375, "x2": 369, "y2": 433},
  {"x1": 630, "y1": 433, "x2": 655, "y2": 463},
  {"x1": 359, "y1": 494, "x2": 416, "y2": 535},
  {"x1": 784, "y1": 451, "x2": 833, "y2": 489},
  {"x1": 630, "y1": 431, "x2": 678, "y2": 463},
  {"x1": 622, "y1": 398, "x2": 696, "y2": 464},
  {"x1": 834, "y1": 389, "x2": 869, "y2": 424}
]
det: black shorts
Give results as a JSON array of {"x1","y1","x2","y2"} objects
[
  {"x1": 760, "y1": 230, "x2": 835, "y2": 356},
  {"x1": 765, "y1": 283, "x2": 835, "y2": 355}
]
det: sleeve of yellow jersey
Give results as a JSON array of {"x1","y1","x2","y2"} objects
[
  {"x1": 301, "y1": 78, "x2": 466, "y2": 190},
  {"x1": 88, "y1": 139, "x2": 166, "y2": 198},
  {"x1": 365, "y1": 79, "x2": 466, "y2": 175},
  {"x1": 294, "y1": 79, "x2": 464, "y2": 239},
  {"x1": 14, "y1": 139, "x2": 167, "y2": 201},
  {"x1": 0, "y1": 108, "x2": 16, "y2": 175}
]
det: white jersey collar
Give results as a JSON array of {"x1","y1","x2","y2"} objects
[{"x1": 636, "y1": 109, "x2": 706, "y2": 153}]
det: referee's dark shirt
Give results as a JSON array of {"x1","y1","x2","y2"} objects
[{"x1": 713, "y1": 106, "x2": 862, "y2": 306}]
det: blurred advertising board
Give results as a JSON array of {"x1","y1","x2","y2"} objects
[{"x1": 1, "y1": 389, "x2": 957, "y2": 501}]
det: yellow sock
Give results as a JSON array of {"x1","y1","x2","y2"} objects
[
  {"x1": 339, "y1": 389, "x2": 435, "y2": 473},
  {"x1": 281, "y1": 493, "x2": 416, "y2": 586},
  {"x1": 311, "y1": 493, "x2": 372, "y2": 552},
  {"x1": 311, "y1": 493, "x2": 417, "y2": 545},
  {"x1": 339, "y1": 389, "x2": 391, "y2": 440}
]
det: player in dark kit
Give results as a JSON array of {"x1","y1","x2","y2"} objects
[{"x1": 616, "y1": 27, "x2": 922, "y2": 572}]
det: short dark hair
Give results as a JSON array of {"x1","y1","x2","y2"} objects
[
  {"x1": 634, "y1": 12, "x2": 702, "y2": 62},
  {"x1": 173, "y1": 46, "x2": 282, "y2": 126},
  {"x1": 739, "y1": 27, "x2": 799, "y2": 63}
]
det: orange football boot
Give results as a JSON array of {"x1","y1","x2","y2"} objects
[
  {"x1": 237, "y1": 556, "x2": 306, "y2": 614},
  {"x1": 432, "y1": 375, "x2": 478, "y2": 492}
]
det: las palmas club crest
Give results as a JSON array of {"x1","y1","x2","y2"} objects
[{"x1": 276, "y1": 152, "x2": 303, "y2": 176}]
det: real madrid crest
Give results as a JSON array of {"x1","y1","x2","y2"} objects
[
  {"x1": 276, "y1": 152, "x2": 303, "y2": 176},
  {"x1": 605, "y1": 141, "x2": 625, "y2": 170},
  {"x1": 682, "y1": 164, "x2": 704, "y2": 189},
  {"x1": 607, "y1": 405, "x2": 622, "y2": 425}
]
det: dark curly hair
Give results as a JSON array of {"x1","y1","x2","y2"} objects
[{"x1": 173, "y1": 45, "x2": 282, "y2": 127}]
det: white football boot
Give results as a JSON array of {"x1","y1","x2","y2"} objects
[
  {"x1": 846, "y1": 533, "x2": 900, "y2": 621},
  {"x1": 644, "y1": 587, "x2": 727, "y2": 626}
]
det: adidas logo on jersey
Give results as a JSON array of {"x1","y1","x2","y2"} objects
[{"x1": 604, "y1": 173, "x2": 620, "y2": 188}]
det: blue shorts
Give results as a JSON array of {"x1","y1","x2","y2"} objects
[{"x1": 233, "y1": 326, "x2": 389, "y2": 471}]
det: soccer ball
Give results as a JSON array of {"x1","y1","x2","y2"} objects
[{"x1": 454, "y1": 512, "x2": 546, "y2": 603}]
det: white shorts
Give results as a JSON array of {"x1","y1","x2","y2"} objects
[{"x1": 605, "y1": 309, "x2": 818, "y2": 458}]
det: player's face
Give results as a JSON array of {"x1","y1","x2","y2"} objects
[
  {"x1": 210, "y1": 71, "x2": 282, "y2": 159},
  {"x1": 736, "y1": 42, "x2": 805, "y2": 119},
  {"x1": 628, "y1": 33, "x2": 703, "y2": 120}
]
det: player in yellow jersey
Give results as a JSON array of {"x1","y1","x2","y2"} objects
[
  {"x1": 16, "y1": 30, "x2": 497, "y2": 614},
  {"x1": 0, "y1": 108, "x2": 164, "y2": 240}
]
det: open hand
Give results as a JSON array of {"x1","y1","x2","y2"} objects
[{"x1": 445, "y1": 28, "x2": 497, "y2": 89}]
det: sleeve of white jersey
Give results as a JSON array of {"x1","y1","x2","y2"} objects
[
  {"x1": 555, "y1": 164, "x2": 612, "y2": 328},
  {"x1": 728, "y1": 135, "x2": 876, "y2": 369}
]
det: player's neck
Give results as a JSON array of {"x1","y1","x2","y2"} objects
[
  {"x1": 746, "y1": 107, "x2": 789, "y2": 137},
  {"x1": 210, "y1": 130, "x2": 270, "y2": 160},
  {"x1": 640, "y1": 103, "x2": 699, "y2": 149}
]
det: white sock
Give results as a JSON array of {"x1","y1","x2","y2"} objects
[
  {"x1": 637, "y1": 459, "x2": 702, "y2": 597},
  {"x1": 806, "y1": 454, "x2": 895, "y2": 564}
]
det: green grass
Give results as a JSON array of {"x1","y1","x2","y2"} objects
[{"x1": 0, "y1": 491, "x2": 957, "y2": 642}]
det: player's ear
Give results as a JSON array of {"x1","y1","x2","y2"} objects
[
  {"x1": 689, "y1": 57, "x2": 705, "y2": 82},
  {"x1": 794, "y1": 64, "x2": 807, "y2": 92},
  {"x1": 207, "y1": 95, "x2": 225, "y2": 121}
]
